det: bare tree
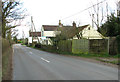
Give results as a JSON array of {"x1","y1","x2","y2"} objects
[
  {"x1": 88, "y1": 0, "x2": 107, "y2": 29},
  {"x1": 2, "y1": 0, "x2": 27, "y2": 38}
]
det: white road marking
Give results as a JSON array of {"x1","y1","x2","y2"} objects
[
  {"x1": 29, "y1": 51, "x2": 50, "y2": 63},
  {"x1": 29, "y1": 52, "x2": 33, "y2": 54},
  {"x1": 25, "y1": 47, "x2": 31, "y2": 49},
  {"x1": 13, "y1": 48, "x2": 14, "y2": 54},
  {"x1": 41, "y1": 57, "x2": 50, "y2": 63}
]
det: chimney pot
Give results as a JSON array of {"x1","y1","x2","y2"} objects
[
  {"x1": 59, "y1": 20, "x2": 63, "y2": 27},
  {"x1": 73, "y1": 21, "x2": 76, "y2": 28}
]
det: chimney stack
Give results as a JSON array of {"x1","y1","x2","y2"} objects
[
  {"x1": 59, "y1": 20, "x2": 63, "y2": 27},
  {"x1": 73, "y1": 21, "x2": 76, "y2": 28}
]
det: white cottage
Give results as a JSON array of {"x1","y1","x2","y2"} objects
[
  {"x1": 41, "y1": 21, "x2": 105, "y2": 45},
  {"x1": 73, "y1": 24, "x2": 104, "y2": 39},
  {"x1": 28, "y1": 32, "x2": 42, "y2": 45}
]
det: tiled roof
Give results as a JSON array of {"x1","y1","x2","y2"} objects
[
  {"x1": 42, "y1": 25, "x2": 58, "y2": 31},
  {"x1": 56, "y1": 25, "x2": 89, "y2": 39},
  {"x1": 29, "y1": 32, "x2": 41, "y2": 37},
  {"x1": 42, "y1": 25, "x2": 74, "y2": 31},
  {"x1": 42, "y1": 24, "x2": 89, "y2": 38},
  {"x1": 77, "y1": 25, "x2": 89, "y2": 32}
]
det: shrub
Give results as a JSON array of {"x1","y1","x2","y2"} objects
[
  {"x1": 116, "y1": 35, "x2": 120, "y2": 54},
  {"x1": 35, "y1": 43, "x2": 41, "y2": 48}
]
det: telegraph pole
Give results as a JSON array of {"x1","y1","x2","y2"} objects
[
  {"x1": 31, "y1": 16, "x2": 33, "y2": 44},
  {"x1": 22, "y1": 30, "x2": 25, "y2": 44},
  {"x1": 31, "y1": 16, "x2": 40, "y2": 43}
]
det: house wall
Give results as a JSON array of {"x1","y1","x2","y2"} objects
[
  {"x1": 43, "y1": 31, "x2": 56, "y2": 37},
  {"x1": 40, "y1": 38, "x2": 53, "y2": 45},
  {"x1": 41, "y1": 26, "x2": 44, "y2": 37},
  {"x1": 28, "y1": 37, "x2": 42, "y2": 44},
  {"x1": 28, "y1": 37, "x2": 32, "y2": 44},
  {"x1": 73, "y1": 26, "x2": 104, "y2": 39},
  {"x1": 41, "y1": 26, "x2": 61, "y2": 45}
]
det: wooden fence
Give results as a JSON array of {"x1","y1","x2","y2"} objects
[
  {"x1": 89, "y1": 39, "x2": 108, "y2": 54},
  {"x1": 58, "y1": 40, "x2": 72, "y2": 53},
  {"x1": 72, "y1": 39, "x2": 108, "y2": 54},
  {"x1": 43, "y1": 37, "x2": 119, "y2": 55},
  {"x1": 72, "y1": 39, "x2": 89, "y2": 54}
]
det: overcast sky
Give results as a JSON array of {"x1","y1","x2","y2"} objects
[{"x1": 16, "y1": 0, "x2": 118, "y2": 39}]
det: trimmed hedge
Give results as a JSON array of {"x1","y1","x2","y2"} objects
[
  {"x1": 35, "y1": 43, "x2": 41, "y2": 48},
  {"x1": 41, "y1": 45, "x2": 56, "y2": 51},
  {"x1": 116, "y1": 35, "x2": 120, "y2": 54}
]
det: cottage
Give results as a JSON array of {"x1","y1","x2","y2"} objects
[
  {"x1": 73, "y1": 24, "x2": 104, "y2": 39},
  {"x1": 28, "y1": 32, "x2": 41, "y2": 45},
  {"x1": 41, "y1": 20, "x2": 104, "y2": 45}
]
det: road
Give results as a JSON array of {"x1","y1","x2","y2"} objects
[{"x1": 13, "y1": 44, "x2": 118, "y2": 80}]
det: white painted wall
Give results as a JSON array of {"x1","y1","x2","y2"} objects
[
  {"x1": 28, "y1": 37, "x2": 32, "y2": 44},
  {"x1": 43, "y1": 31, "x2": 56, "y2": 37},
  {"x1": 73, "y1": 25, "x2": 104, "y2": 39},
  {"x1": 28, "y1": 37, "x2": 43, "y2": 44}
]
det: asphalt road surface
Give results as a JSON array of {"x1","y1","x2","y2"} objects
[{"x1": 13, "y1": 44, "x2": 118, "y2": 80}]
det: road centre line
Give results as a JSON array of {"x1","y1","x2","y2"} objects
[
  {"x1": 29, "y1": 52, "x2": 33, "y2": 54},
  {"x1": 13, "y1": 48, "x2": 14, "y2": 53},
  {"x1": 29, "y1": 51, "x2": 50, "y2": 63},
  {"x1": 41, "y1": 57, "x2": 50, "y2": 63}
]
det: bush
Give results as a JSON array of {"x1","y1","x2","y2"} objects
[
  {"x1": 116, "y1": 35, "x2": 120, "y2": 54},
  {"x1": 41, "y1": 45, "x2": 56, "y2": 51},
  {"x1": 35, "y1": 43, "x2": 41, "y2": 48},
  {"x1": 25, "y1": 42, "x2": 28, "y2": 45},
  {"x1": 18, "y1": 41, "x2": 22, "y2": 43}
]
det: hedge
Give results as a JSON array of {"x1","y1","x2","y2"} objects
[{"x1": 116, "y1": 35, "x2": 120, "y2": 54}]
